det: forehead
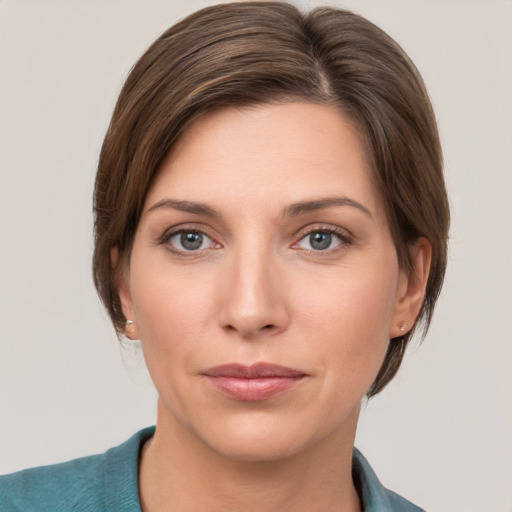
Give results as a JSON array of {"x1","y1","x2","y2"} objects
[{"x1": 145, "y1": 102, "x2": 382, "y2": 218}]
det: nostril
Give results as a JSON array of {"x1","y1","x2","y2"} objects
[{"x1": 262, "y1": 324, "x2": 275, "y2": 330}]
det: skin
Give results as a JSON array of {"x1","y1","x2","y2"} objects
[{"x1": 118, "y1": 102, "x2": 431, "y2": 512}]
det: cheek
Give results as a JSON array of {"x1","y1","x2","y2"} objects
[
  {"x1": 296, "y1": 265, "x2": 398, "y2": 340},
  {"x1": 129, "y1": 262, "x2": 216, "y2": 367},
  {"x1": 293, "y1": 266, "x2": 398, "y2": 386}
]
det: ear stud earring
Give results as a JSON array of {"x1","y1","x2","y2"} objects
[
  {"x1": 125, "y1": 320, "x2": 134, "y2": 329},
  {"x1": 399, "y1": 321, "x2": 407, "y2": 333}
]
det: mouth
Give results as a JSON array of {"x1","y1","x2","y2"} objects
[{"x1": 203, "y1": 363, "x2": 306, "y2": 401}]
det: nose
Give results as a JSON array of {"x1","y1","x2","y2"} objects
[{"x1": 218, "y1": 244, "x2": 289, "y2": 339}]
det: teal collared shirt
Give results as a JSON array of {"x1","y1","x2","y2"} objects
[{"x1": 0, "y1": 427, "x2": 424, "y2": 511}]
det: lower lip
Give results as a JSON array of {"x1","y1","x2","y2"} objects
[{"x1": 206, "y1": 376, "x2": 303, "y2": 401}]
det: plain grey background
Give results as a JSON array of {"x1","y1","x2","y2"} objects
[{"x1": 1, "y1": 1, "x2": 511, "y2": 510}]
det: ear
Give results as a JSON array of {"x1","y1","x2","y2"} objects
[
  {"x1": 389, "y1": 237, "x2": 432, "y2": 338},
  {"x1": 111, "y1": 247, "x2": 139, "y2": 340}
]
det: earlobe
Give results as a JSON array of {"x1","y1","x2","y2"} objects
[
  {"x1": 111, "y1": 248, "x2": 139, "y2": 340},
  {"x1": 124, "y1": 319, "x2": 139, "y2": 340},
  {"x1": 389, "y1": 238, "x2": 432, "y2": 339}
]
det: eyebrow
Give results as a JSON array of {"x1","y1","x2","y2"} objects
[
  {"x1": 281, "y1": 197, "x2": 372, "y2": 218},
  {"x1": 147, "y1": 195, "x2": 372, "y2": 219},
  {"x1": 147, "y1": 198, "x2": 220, "y2": 217}
]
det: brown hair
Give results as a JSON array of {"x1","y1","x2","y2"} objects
[{"x1": 93, "y1": 1, "x2": 449, "y2": 397}]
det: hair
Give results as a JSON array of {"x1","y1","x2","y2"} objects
[{"x1": 93, "y1": 1, "x2": 449, "y2": 397}]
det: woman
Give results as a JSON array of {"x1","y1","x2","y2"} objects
[{"x1": 1, "y1": 2, "x2": 449, "y2": 511}]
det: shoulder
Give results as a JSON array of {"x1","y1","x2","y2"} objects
[
  {"x1": 352, "y1": 448, "x2": 425, "y2": 512},
  {"x1": 0, "y1": 453, "x2": 106, "y2": 512},
  {"x1": 0, "y1": 427, "x2": 154, "y2": 512},
  {"x1": 384, "y1": 489, "x2": 425, "y2": 512}
]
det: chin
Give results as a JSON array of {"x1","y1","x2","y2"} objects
[
  {"x1": 206, "y1": 432, "x2": 309, "y2": 463},
  {"x1": 192, "y1": 411, "x2": 344, "y2": 464}
]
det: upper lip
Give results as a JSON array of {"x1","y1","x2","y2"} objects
[{"x1": 203, "y1": 363, "x2": 305, "y2": 378}]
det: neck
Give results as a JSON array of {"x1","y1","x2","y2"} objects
[{"x1": 139, "y1": 401, "x2": 362, "y2": 512}]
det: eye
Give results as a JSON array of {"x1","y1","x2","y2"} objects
[
  {"x1": 295, "y1": 229, "x2": 348, "y2": 252},
  {"x1": 166, "y1": 230, "x2": 216, "y2": 252}
]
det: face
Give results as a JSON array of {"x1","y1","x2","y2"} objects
[{"x1": 120, "y1": 102, "x2": 419, "y2": 462}]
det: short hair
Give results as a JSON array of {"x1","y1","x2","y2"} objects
[{"x1": 93, "y1": 1, "x2": 450, "y2": 397}]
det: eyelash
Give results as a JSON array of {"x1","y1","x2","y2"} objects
[
  {"x1": 157, "y1": 227, "x2": 219, "y2": 257},
  {"x1": 292, "y1": 225, "x2": 353, "y2": 256},
  {"x1": 157, "y1": 224, "x2": 353, "y2": 257}
]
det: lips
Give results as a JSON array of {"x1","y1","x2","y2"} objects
[{"x1": 203, "y1": 363, "x2": 306, "y2": 401}]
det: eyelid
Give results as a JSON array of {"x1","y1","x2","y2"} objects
[
  {"x1": 295, "y1": 224, "x2": 353, "y2": 240},
  {"x1": 157, "y1": 224, "x2": 222, "y2": 255},
  {"x1": 156, "y1": 222, "x2": 353, "y2": 256},
  {"x1": 291, "y1": 224, "x2": 354, "y2": 252}
]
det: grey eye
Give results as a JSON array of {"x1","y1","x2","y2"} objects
[
  {"x1": 309, "y1": 232, "x2": 332, "y2": 250},
  {"x1": 181, "y1": 232, "x2": 203, "y2": 250},
  {"x1": 169, "y1": 231, "x2": 211, "y2": 251},
  {"x1": 296, "y1": 230, "x2": 344, "y2": 251}
]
